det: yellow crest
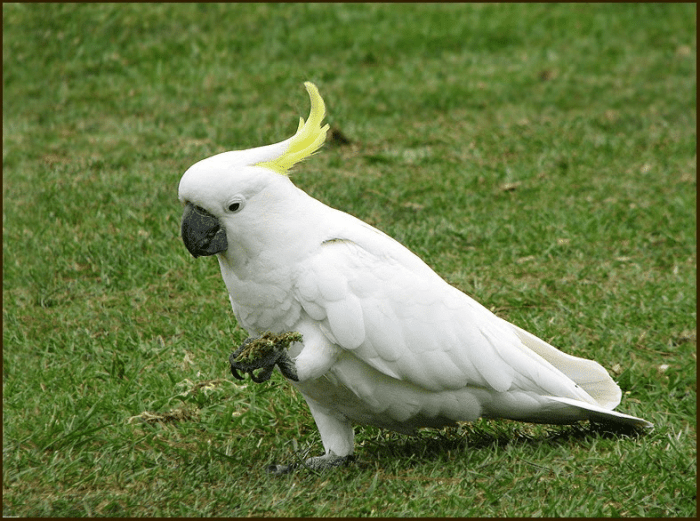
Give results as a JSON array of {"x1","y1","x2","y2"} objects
[{"x1": 255, "y1": 82, "x2": 330, "y2": 175}]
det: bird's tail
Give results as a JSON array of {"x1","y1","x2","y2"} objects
[
  {"x1": 507, "y1": 322, "x2": 653, "y2": 430},
  {"x1": 509, "y1": 323, "x2": 622, "y2": 410},
  {"x1": 545, "y1": 396, "x2": 653, "y2": 429}
]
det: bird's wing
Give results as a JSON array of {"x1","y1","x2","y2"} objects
[{"x1": 293, "y1": 223, "x2": 605, "y2": 406}]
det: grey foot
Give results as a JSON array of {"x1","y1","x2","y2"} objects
[
  {"x1": 229, "y1": 335, "x2": 299, "y2": 383},
  {"x1": 266, "y1": 451, "x2": 355, "y2": 475}
]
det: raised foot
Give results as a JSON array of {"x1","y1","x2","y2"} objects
[
  {"x1": 266, "y1": 452, "x2": 355, "y2": 475},
  {"x1": 229, "y1": 332, "x2": 301, "y2": 383}
]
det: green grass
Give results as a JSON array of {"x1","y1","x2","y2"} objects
[{"x1": 3, "y1": 3, "x2": 696, "y2": 517}]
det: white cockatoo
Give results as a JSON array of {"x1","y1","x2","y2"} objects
[{"x1": 179, "y1": 82, "x2": 652, "y2": 472}]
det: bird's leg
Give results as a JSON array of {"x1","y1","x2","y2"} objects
[
  {"x1": 262, "y1": 388, "x2": 356, "y2": 474},
  {"x1": 229, "y1": 332, "x2": 301, "y2": 383}
]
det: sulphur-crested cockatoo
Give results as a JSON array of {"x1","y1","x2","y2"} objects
[{"x1": 179, "y1": 82, "x2": 652, "y2": 472}]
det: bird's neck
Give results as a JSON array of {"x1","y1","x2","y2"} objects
[{"x1": 215, "y1": 187, "x2": 331, "y2": 310}]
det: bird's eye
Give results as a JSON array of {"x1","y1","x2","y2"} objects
[{"x1": 227, "y1": 202, "x2": 242, "y2": 213}]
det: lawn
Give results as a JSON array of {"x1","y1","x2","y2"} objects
[{"x1": 3, "y1": 3, "x2": 696, "y2": 517}]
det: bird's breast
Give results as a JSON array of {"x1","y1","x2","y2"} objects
[{"x1": 221, "y1": 270, "x2": 302, "y2": 334}]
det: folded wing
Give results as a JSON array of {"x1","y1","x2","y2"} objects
[{"x1": 292, "y1": 214, "x2": 652, "y2": 429}]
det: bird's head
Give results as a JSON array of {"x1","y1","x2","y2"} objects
[{"x1": 178, "y1": 82, "x2": 329, "y2": 261}]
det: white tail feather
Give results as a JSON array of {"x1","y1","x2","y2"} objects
[
  {"x1": 509, "y1": 322, "x2": 623, "y2": 410},
  {"x1": 547, "y1": 396, "x2": 654, "y2": 429}
]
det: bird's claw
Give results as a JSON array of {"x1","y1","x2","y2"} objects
[
  {"x1": 229, "y1": 334, "x2": 299, "y2": 383},
  {"x1": 266, "y1": 452, "x2": 355, "y2": 475}
]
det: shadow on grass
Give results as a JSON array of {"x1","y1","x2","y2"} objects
[{"x1": 354, "y1": 420, "x2": 650, "y2": 470}]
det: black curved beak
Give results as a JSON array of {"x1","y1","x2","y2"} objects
[{"x1": 181, "y1": 202, "x2": 228, "y2": 258}]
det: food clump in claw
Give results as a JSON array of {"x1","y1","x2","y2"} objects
[{"x1": 229, "y1": 331, "x2": 302, "y2": 383}]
